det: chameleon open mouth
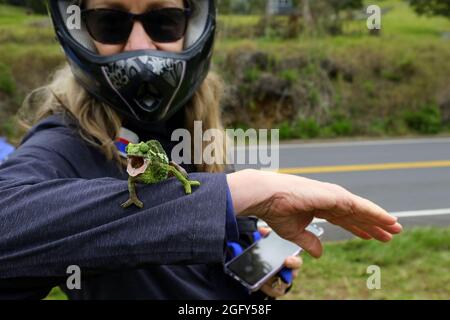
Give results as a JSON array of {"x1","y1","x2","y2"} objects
[{"x1": 127, "y1": 156, "x2": 150, "y2": 177}]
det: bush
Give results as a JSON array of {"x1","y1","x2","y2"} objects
[
  {"x1": 295, "y1": 118, "x2": 321, "y2": 138},
  {"x1": 277, "y1": 118, "x2": 321, "y2": 140},
  {"x1": 279, "y1": 69, "x2": 299, "y2": 83},
  {"x1": 328, "y1": 114, "x2": 354, "y2": 136},
  {"x1": 404, "y1": 104, "x2": 442, "y2": 134},
  {"x1": 243, "y1": 66, "x2": 262, "y2": 83},
  {"x1": 278, "y1": 121, "x2": 297, "y2": 140}
]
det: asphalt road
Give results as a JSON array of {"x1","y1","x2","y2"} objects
[{"x1": 233, "y1": 137, "x2": 450, "y2": 241}]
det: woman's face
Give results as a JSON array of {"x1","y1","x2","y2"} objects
[{"x1": 85, "y1": 0, "x2": 185, "y2": 56}]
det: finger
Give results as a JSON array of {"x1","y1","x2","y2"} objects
[
  {"x1": 321, "y1": 183, "x2": 398, "y2": 226},
  {"x1": 317, "y1": 211, "x2": 398, "y2": 242},
  {"x1": 288, "y1": 264, "x2": 300, "y2": 280},
  {"x1": 380, "y1": 222, "x2": 403, "y2": 234},
  {"x1": 292, "y1": 229, "x2": 323, "y2": 258},
  {"x1": 261, "y1": 286, "x2": 284, "y2": 298},
  {"x1": 362, "y1": 221, "x2": 403, "y2": 235},
  {"x1": 284, "y1": 256, "x2": 302, "y2": 270},
  {"x1": 331, "y1": 210, "x2": 403, "y2": 238},
  {"x1": 351, "y1": 223, "x2": 394, "y2": 242},
  {"x1": 323, "y1": 215, "x2": 373, "y2": 239},
  {"x1": 260, "y1": 281, "x2": 290, "y2": 298},
  {"x1": 338, "y1": 222, "x2": 373, "y2": 240},
  {"x1": 316, "y1": 187, "x2": 402, "y2": 239},
  {"x1": 258, "y1": 227, "x2": 272, "y2": 237},
  {"x1": 352, "y1": 195, "x2": 398, "y2": 226},
  {"x1": 339, "y1": 216, "x2": 401, "y2": 242},
  {"x1": 348, "y1": 212, "x2": 403, "y2": 231}
]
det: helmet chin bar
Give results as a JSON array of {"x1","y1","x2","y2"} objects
[{"x1": 100, "y1": 55, "x2": 188, "y2": 122}]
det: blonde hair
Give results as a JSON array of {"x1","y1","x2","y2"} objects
[{"x1": 19, "y1": 64, "x2": 229, "y2": 173}]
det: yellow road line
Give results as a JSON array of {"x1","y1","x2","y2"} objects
[{"x1": 277, "y1": 160, "x2": 450, "y2": 175}]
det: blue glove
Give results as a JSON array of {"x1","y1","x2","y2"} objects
[{"x1": 278, "y1": 267, "x2": 293, "y2": 285}]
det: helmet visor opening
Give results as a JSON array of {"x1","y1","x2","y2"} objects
[{"x1": 55, "y1": 0, "x2": 211, "y2": 54}]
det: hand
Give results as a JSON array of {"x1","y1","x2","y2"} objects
[
  {"x1": 258, "y1": 227, "x2": 302, "y2": 298},
  {"x1": 227, "y1": 169, "x2": 403, "y2": 258},
  {"x1": 260, "y1": 256, "x2": 301, "y2": 298}
]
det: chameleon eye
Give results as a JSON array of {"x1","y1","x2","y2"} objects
[{"x1": 139, "y1": 144, "x2": 150, "y2": 153}]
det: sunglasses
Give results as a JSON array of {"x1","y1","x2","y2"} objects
[{"x1": 81, "y1": 7, "x2": 192, "y2": 45}]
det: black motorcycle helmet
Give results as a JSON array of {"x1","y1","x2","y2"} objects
[{"x1": 48, "y1": 0, "x2": 216, "y2": 125}]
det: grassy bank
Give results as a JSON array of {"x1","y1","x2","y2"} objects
[
  {"x1": 214, "y1": 1, "x2": 450, "y2": 137},
  {"x1": 285, "y1": 226, "x2": 450, "y2": 300}
]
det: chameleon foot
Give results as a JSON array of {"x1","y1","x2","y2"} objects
[
  {"x1": 121, "y1": 197, "x2": 144, "y2": 209},
  {"x1": 183, "y1": 180, "x2": 201, "y2": 194}
]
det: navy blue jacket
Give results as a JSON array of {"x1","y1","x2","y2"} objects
[{"x1": 0, "y1": 111, "x2": 261, "y2": 300}]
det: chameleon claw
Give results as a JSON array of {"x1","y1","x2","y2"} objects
[
  {"x1": 183, "y1": 180, "x2": 201, "y2": 194},
  {"x1": 121, "y1": 198, "x2": 144, "y2": 209},
  {"x1": 190, "y1": 180, "x2": 201, "y2": 187}
]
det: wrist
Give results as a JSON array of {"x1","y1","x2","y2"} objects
[{"x1": 226, "y1": 169, "x2": 269, "y2": 217}]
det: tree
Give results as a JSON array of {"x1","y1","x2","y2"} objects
[
  {"x1": 407, "y1": 0, "x2": 450, "y2": 19},
  {"x1": 305, "y1": 0, "x2": 363, "y2": 35},
  {"x1": 301, "y1": 0, "x2": 313, "y2": 34}
]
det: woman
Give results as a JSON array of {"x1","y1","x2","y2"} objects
[{"x1": 0, "y1": 0, "x2": 402, "y2": 300}]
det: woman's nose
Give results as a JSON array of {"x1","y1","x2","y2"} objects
[{"x1": 124, "y1": 21, "x2": 157, "y2": 51}]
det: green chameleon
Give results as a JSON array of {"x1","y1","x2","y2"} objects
[{"x1": 121, "y1": 140, "x2": 201, "y2": 209}]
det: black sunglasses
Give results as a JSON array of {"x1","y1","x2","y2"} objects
[{"x1": 81, "y1": 7, "x2": 192, "y2": 45}]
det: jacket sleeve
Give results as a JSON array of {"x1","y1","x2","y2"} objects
[{"x1": 0, "y1": 124, "x2": 230, "y2": 284}]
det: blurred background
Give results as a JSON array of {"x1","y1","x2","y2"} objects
[{"x1": 0, "y1": 0, "x2": 449, "y2": 299}]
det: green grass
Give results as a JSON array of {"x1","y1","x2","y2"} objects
[
  {"x1": 344, "y1": 0, "x2": 450, "y2": 38},
  {"x1": 218, "y1": 14, "x2": 260, "y2": 29},
  {"x1": 214, "y1": 0, "x2": 450, "y2": 58},
  {"x1": 0, "y1": 4, "x2": 39, "y2": 25},
  {"x1": 284, "y1": 226, "x2": 450, "y2": 300},
  {"x1": 44, "y1": 227, "x2": 450, "y2": 300}
]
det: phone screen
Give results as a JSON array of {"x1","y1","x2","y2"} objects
[{"x1": 225, "y1": 231, "x2": 301, "y2": 287}]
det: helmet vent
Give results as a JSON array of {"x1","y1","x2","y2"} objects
[{"x1": 135, "y1": 82, "x2": 161, "y2": 112}]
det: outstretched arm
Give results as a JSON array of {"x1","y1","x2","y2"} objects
[{"x1": 227, "y1": 169, "x2": 402, "y2": 258}]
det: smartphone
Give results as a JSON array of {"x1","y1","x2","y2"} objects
[{"x1": 224, "y1": 224, "x2": 324, "y2": 292}]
